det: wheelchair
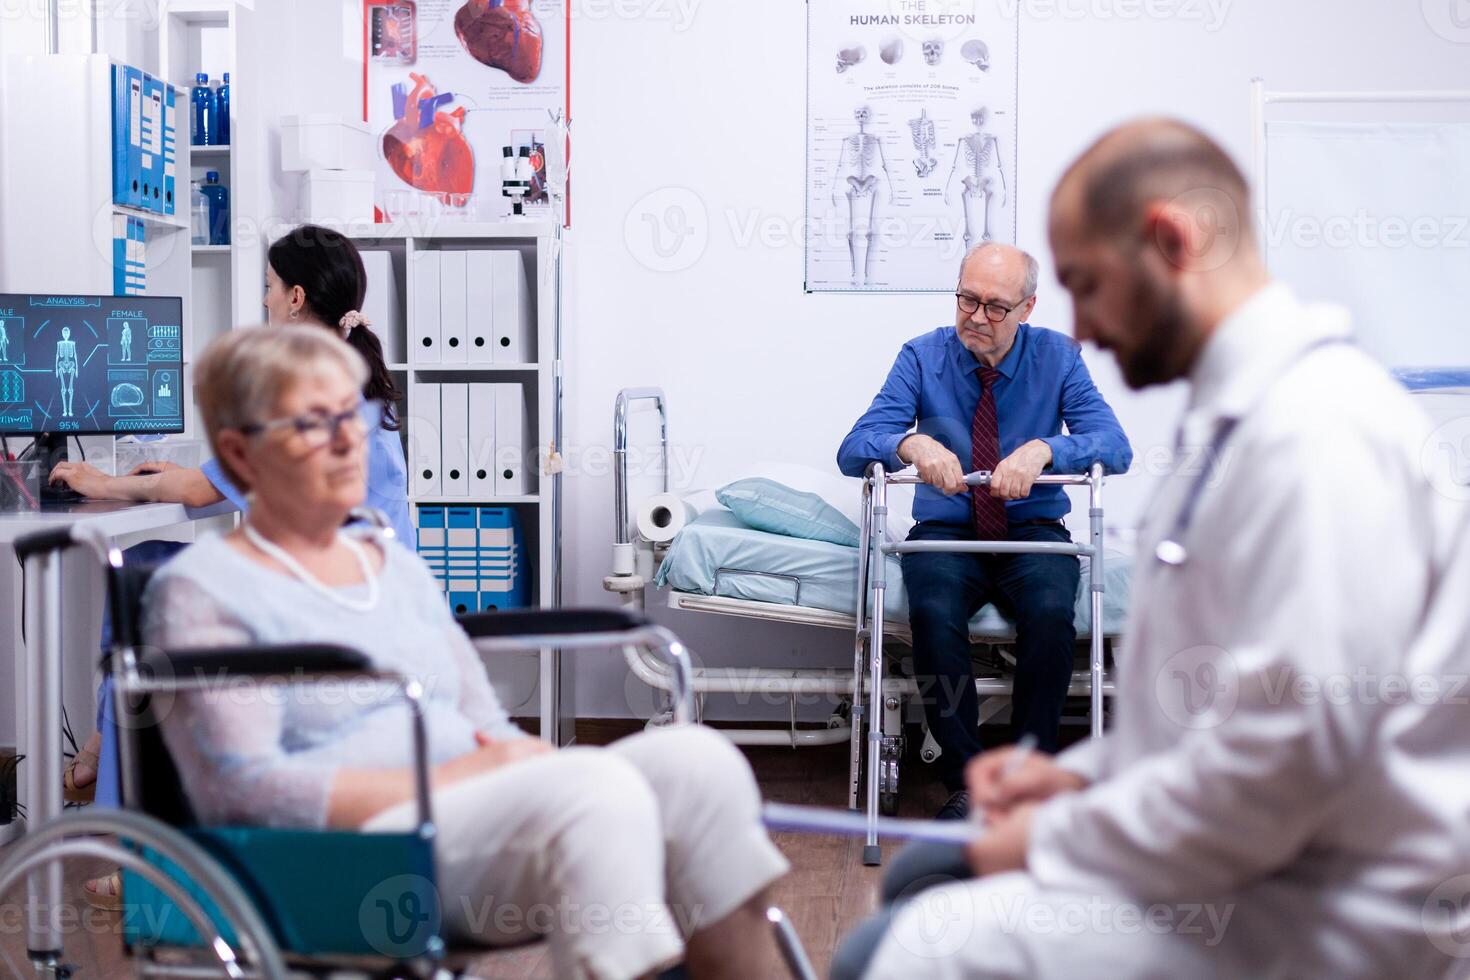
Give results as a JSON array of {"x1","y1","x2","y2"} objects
[{"x1": 0, "y1": 522, "x2": 817, "y2": 979}]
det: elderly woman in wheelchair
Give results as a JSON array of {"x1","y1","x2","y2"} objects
[{"x1": 133, "y1": 325, "x2": 790, "y2": 979}]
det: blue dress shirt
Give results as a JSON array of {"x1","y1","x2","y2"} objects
[{"x1": 837, "y1": 324, "x2": 1132, "y2": 526}]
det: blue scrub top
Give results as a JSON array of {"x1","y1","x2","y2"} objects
[{"x1": 199, "y1": 421, "x2": 413, "y2": 547}]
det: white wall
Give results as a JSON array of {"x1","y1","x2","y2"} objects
[{"x1": 556, "y1": 0, "x2": 1470, "y2": 719}]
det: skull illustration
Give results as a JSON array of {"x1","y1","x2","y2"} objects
[
  {"x1": 961, "y1": 38, "x2": 990, "y2": 72},
  {"x1": 836, "y1": 45, "x2": 867, "y2": 73},
  {"x1": 922, "y1": 38, "x2": 943, "y2": 66},
  {"x1": 880, "y1": 37, "x2": 903, "y2": 64},
  {"x1": 854, "y1": 105, "x2": 873, "y2": 126}
]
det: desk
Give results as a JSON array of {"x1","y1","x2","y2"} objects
[{"x1": 0, "y1": 501, "x2": 227, "y2": 847}]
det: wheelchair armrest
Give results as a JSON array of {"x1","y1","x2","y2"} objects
[
  {"x1": 137, "y1": 643, "x2": 372, "y2": 679},
  {"x1": 456, "y1": 607, "x2": 648, "y2": 639}
]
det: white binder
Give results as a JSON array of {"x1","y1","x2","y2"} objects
[
  {"x1": 494, "y1": 383, "x2": 532, "y2": 496},
  {"x1": 490, "y1": 250, "x2": 532, "y2": 363},
  {"x1": 360, "y1": 249, "x2": 403, "y2": 364},
  {"x1": 440, "y1": 382, "x2": 469, "y2": 497},
  {"x1": 411, "y1": 249, "x2": 441, "y2": 363},
  {"x1": 466, "y1": 250, "x2": 496, "y2": 363},
  {"x1": 468, "y1": 383, "x2": 497, "y2": 496},
  {"x1": 409, "y1": 382, "x2": 441, "y2": 496},
  {"x1": 439, "y1": 249, "x2": 468, "y2": 363}
]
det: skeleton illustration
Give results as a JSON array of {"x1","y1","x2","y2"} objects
[
  {"x1": 0, "y1": 321, "x2": 8, "y2": 362},
  {"x1": 830, "y1": 106, "x2": 892, "y2": 287},
  {"x1": 945, "y1": 107, "x2": 1007, "y2": 249},
  {"x1": 909, "y1": 109, "x2": 937, "y2": 178},
  {"x1": 922, "y1": 38, "x2": 944, "y2": 66},
  {"x1": 961, "y1": 38, "x2": 990, "y2": 72},
  {"x1": 55, "y1": 325, "x2": 78, "y2": 417},
  {"x1": 880, "y1": 37, "x2": 903, "y2": 65},
  {"x1": 836, "y1": 45, "x2": 866, "y2": 73}
]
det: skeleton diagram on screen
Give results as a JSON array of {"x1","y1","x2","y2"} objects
[
  {"x1": 0, "y1": 321, "x2": 8, "y2": 362},
  {"x1": 55, "y1": 326, "x2": 78, "y2": 417},
  {"x1": 945, "y1": 106, "x2": 1007, "y2": 249},
  {"x1": 831, "y1": 106, "x2": 892, "y2": 287}
]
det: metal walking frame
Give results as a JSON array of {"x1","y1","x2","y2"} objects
[{"x1": 849, "y1": 461, "x2": 1110, "y2": 866}]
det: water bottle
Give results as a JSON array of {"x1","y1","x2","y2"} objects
[
  {"x1": 200, "y1": 171, "x2": 229, "y2": 245},
  {"x1": 190, "y1": 182, "x2": 209, "y2": 246},
  {"x1": 190, "y1": 73, "x2": 212, "y2": 146},
  {"x1": 215, "y1": 72, "x2": 230, "y2": 146}
]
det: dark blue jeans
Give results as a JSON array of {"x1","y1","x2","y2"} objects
[{"x1": 901, "y1": 521, "x2": 1079, "y2": 790}]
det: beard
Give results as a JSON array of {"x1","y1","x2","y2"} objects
[{"x1": 1118, "y1": 270, "x2": 1191, "y2": 390}]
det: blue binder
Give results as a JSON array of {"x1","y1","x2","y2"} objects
[
  {"x1": 141, "y1": 74, "x2": 166, "y2": 213},
  {"x1": 110, "y1": 64, "x2": 130, "y2": 207},
  {"x1": 414, "y1": 506, "x2": 447, "y2": 593},
  {"x1": 477, "y1": 507, "x2": 529, "y2": 611},
  {"x1": 161, "y1": 84, "x2": 178, "y2": 215},
  {"x1": 446, "y1": 507, "x2": 479, "y2": 615}
]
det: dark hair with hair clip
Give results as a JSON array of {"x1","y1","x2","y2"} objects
[{"x1": 267, "y1": 224, "x2": 402, "y2": 430}]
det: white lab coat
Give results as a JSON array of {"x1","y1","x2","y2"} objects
[{"x1": 869, "y1": 285, "x2": 1470, "y2": 978}]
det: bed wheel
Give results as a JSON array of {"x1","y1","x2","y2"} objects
[
  {"x1": 880, "y1": 792, "x2": 899, "y2": 817},
  {"x1": 879, "y1": 735, "x2": 902, "y2": 816}
]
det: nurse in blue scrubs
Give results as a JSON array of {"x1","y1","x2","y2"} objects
[{"x1": 45, "y1": 223, "x2": 411, "y2": 907}]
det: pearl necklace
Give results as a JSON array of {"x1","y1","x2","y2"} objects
[{"x1": 241, "y1": 522, "x2": 381, "y2": 613}]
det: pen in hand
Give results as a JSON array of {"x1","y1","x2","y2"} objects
[{"x1": 970, "y1": 733, "x2": 1038, "y2": 830}]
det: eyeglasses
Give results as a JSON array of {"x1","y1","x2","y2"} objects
[
  {"x1": 955, "y1": 293, "x2": 1024, "y2": 323},
  {"x1": 241, "y1": 399, "x2": 382, "y2": 449}
]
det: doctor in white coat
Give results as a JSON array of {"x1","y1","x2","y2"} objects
[{"x1": 845, "y1": 119, "x2": 1470, "y2": 979}]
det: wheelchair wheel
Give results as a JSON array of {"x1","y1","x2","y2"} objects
[{"x1": 0, "y1": 810, "x2": 288, "y2": 979}]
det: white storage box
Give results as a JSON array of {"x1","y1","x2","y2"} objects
[
  {"x1": 300, "y1": 169, "x2": 375, "y2": 224},
  {"x1": 360, "y1": 249, "x2": 404, "y2": 363},
  {"x1": 280, "y1": 114, "x2": 374, "y2": 172}
]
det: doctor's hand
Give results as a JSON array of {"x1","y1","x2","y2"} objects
[
  {"x1": 899, "y1": 435, "x2": 967, "y2": 495},
  {"x1": 988, "y1": 439, "x2": 1052, "y2": 500},
  {"x1": 48, "y1": 461, "x2": 113, "y2": 499},
  {"x1": 966, "y1": 802, "x2": 1037, "y2": 876},
  {"x1": 967, "y1": 746, "x2": 1087, "y2": 820}
]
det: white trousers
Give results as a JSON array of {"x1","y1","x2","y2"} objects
[{"x1": 364, "y1": 724, "x2": 789, "y2": 980}]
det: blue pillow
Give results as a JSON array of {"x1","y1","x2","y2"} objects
[{"x1": 715, "y1": 478, "x2": 861, "y2": 548}]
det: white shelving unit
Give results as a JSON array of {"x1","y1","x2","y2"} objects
[{"x1": 339, "y1": 220, "x2": 570, "y2": 740}]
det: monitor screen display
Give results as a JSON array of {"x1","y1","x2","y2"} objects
[{"x1": 0, "y1": 294, "x2": 184, "y2": 436}]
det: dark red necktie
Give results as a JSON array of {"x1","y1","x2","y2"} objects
[{"x1": 971, "y1": 367, "x2": 1008, "y2": 540}]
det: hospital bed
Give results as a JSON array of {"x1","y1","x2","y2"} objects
[{"x1": 605, "y1": 389, "x2": 1127, "y2": 864}]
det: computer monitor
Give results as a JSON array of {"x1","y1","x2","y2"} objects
[{"x1": 0, "y1": 293, "x2": 184, "y2": 437}]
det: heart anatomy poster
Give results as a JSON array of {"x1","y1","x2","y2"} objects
[
  {"x1": 363, "y1": 0, "x2": 567, "y2": 222},
  {"x1": 806, "y1": 1, "x2": 1018, "y2": 292}
]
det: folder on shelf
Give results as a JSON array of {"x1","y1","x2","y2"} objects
[
  {"x1": 124, "y1": 66, "x2": 145, "y2": 208},
  {"x1": 161, "y1": 84, "x2": 178, "y2": 215},
  {"x1": 467, "y1": 383, "x2": 496, "y2": 496},
  {"x1": 446, "y1": 506, "x2": 479, "y2": 614},
  {"x1": 414, "y1": 505, "x2": 448, "y2": 591},
  {"x1": 478, "y1": 507, "x2": 529, "y2": 611},
  {"x1": 110, "y1": 64, "x2": 131, "y2": 207},
  {"x1": 409, "y1": 382, "x2": 441, "y2": 496},
  {"x1": 466, "y1": 250, "x2": 495, "y2": 363},
  {"x1": 361, "y1": 250, "x2": 404, "y2": 364},
  {"x1": 412, "y1": 250, "x2": 441, "y2": 362},
  {"x1": 494, "y1": 383, "x2": 532, "y2": 496},
  {"x1": 439, "y1": 249, "x2": 468, "y2": 363},
  {"x1": 140, "y1": 73, "x2": 165, "y2": 213},
  {"x1": 490, "y1": 250, "x2": 532, "y2": 363},
  {"x1": 440, "y1": 382, "x2": 469, "y2": 497},
  {"x1": 111, "y1": 214, "x2": 128, "y2": 295},
  {"x1": 124, "y1": 218, "x2": 147, "y2": 295}
]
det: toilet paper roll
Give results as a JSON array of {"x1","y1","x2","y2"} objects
[{"x1": 635, "y1": 493, "x2": 697, "y2": 543}]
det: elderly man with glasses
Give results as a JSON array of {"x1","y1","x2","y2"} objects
[{"x1": 838, "y1": 242, "x2": 1132, "y2": 820}]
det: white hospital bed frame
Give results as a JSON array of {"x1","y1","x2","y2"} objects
[{"x1": 607, "y1": 389, "x2": 1115, "y2": 863}]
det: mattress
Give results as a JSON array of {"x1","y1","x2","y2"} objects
[{"x1": 655, "y1": 508, "x2": 1131, "y2": 637}]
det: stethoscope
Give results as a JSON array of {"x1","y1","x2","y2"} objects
[
  {"x1": 1153, "y1": 417, "x2": 1239, "y2": 567},
  {"x1": 1153, "y1": 335, "x2": 1349, "y2": 569}
]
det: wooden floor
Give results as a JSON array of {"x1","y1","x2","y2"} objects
[{"x1": 0, "y1": 727, "x2": 979, "y2": 979}]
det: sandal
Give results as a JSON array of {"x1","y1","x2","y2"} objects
[
  {"x1": 82, "y1": 870, "x2": 122, "y2": 912},
  {"x1": 62, "y1": 747, "x2": 99, "y2": 804}
]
